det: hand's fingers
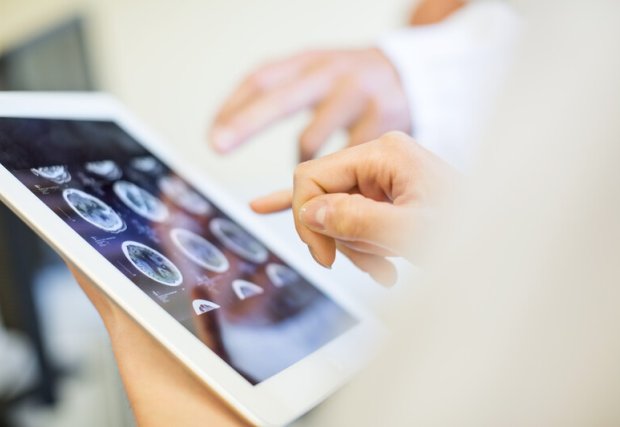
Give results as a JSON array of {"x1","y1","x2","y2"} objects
[
  {"x1": 293, "y1": 141, "x2": 377, "y2": 197},
  {"x1": 338, "y1": 239, "x2": 398, "y2": 258},
  {"x1": 348, "y1": 105, "x2": 381, "y2": 147},
  {"x1": 214, "y1": 51, "x2": 321, "y2": 124},
  {"x1": 298, "y1": 78, "x2": 365, "y2": 162},
  {"x1": 336, "y1": 242, "x2": 397, "y2": 287},
  {"x1": 211, "y1": 63, "x2": 337, "y2": 153},
  {"x1": 291, "y1": 141, "x2": 390, "y2": 267},
  {"x1": 250, "y1": 189, "x2": 292, "y2": 214},
  {"x1": 348, "y1": 98, "x2": 412, "y2": 148},
  {"x1": 291, "y1": 136, "x2": 420, "y2": 266},
  {"x1": 299, "y1": 192, "x2": 414, "y2": 255}
]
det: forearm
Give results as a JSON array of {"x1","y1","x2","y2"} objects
[{"x1": 106, "y1": 310, "x2": 248, "y2": 427}]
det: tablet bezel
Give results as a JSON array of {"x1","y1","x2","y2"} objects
[{"x1": 0, "y1": 92, "x2": 384, "y2": 426}]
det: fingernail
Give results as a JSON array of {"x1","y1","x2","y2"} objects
[
  {"x1": 308, "y1": 246, "x2": 331, "y2": 269},
  {"x1": 211, "y1": 127, "x2": 237, "y2": 153},
  {"x1": 300, "y1": 200, "x2": 327, "y2": 231},
  {"x1": 372, "y1": 271, "x2": 397, "y2": 288}
]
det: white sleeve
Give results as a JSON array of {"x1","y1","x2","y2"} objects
[{"x1": 378, "y1": 1, "x2": 521, "y2": 170}]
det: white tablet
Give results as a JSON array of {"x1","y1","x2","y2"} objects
[{"x1": 0, "y1": 93, "x2": 383, "y2": 426}]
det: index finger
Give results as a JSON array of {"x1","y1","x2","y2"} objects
[
  {"x1": 215, "y1": 52, "x2": 320, "y2": 124},
  {"x1": 250, "y1": 189, "x2": 292, "y2": 213},
  {"x1": 211, "y1": 63, "x2": 337, "y2": 154}
]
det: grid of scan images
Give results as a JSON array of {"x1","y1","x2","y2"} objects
[{"x1": 0, "y1": 118, "x2": 357, "y2": 385}]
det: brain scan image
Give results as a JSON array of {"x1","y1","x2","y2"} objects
[
  {"x1": 232, "y1": 279, "x2": 264, "y2": 300},
  {"x1": 122, "y1": 241, "x2": 183, "y2": 286},
  {"x1": 170, "y1": 228, "x2": 229, "y2": 273},
  {"x1": 209, "y1": 218, "x2": 269, "y2": 264},
  {"x1": 31, "y1": 165, "x2": 71, "y2": 184},
  {"x1": 131, "y1": 156, "x2": 163, "y2": 174},
  {"x1": 266, "y1": 263, "x2": 300, "y2": 288},
  {"x1": 113, "y1": 180, "x2": 169, "y2": 222},
  {"x1": 159, "y1": 176, "x2": 213, "y2": 216},
  {"x1": 85, "y1": 160, "x2": 122, "y2": 180},
  {"x1": 62, "y1": 188, "x2": 126, "y2": 233},
  {"x1": 192, "y1": 299, "x2": 220, "y2": 316}
]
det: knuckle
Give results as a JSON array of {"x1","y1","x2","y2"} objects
[
  {"x1": 376, "y1": 131, "x2": 414, "y2": 154},
  {"x1": 293, "y1": 160, "x2": 313, "y2": 182},
  {"x1": 382, "y1": 130, "x2": 408, "y2": 144}
]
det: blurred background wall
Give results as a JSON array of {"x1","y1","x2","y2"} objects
[{"x1": 0, "y1": 0, "x2": 413, "y2": 425}]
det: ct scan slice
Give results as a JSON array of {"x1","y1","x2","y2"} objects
[
  {"x1": 266, "y1": 263, "x2": 300, "y2": 288},
  {"x1": 85, "y1": 160, "x2": 122, "y2": 180},
  {"x1": 158, "y1": 176, "x2": 213, "y2": 216},
  {"x1": 122, "y1": 241, "x2": 183, "y2": 286},
  {"x1": 31, "y1": 165, "x2": 71, "y2": 184},
  {"x1": 62, "y1": 188, "x2": 126, "y2": 233},
  {"x1": 130, "y1": 156, "x2": 163, "y2": 174},
  {"x1": 232, "y1": 279, "x2": 264, "y2": 300},
  {"x1": 209, "y1": 218, "x2": 269, "y2": 264},
  {"x1": 192, "y1": 299, "x2": 220, "y2": 316},
  {"x1": 113, "y1": 180, "x2": 169, "y2": 222},
  {"x1": 170, "y1": 228, "x2": 229, "y2": 273}
]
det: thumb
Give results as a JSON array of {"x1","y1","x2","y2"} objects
[{"x1": 299, "y1": 193, "x2": 414, "y2": 255}]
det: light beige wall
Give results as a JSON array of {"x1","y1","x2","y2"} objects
[{"x1": 1, "y1": 0, "x2": 84, "y2": 53}]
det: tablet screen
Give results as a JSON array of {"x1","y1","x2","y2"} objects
[{"x1": 0, "y1": 117, "x2": 357, "y2": 385}]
